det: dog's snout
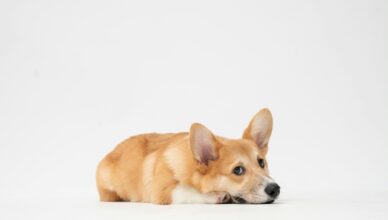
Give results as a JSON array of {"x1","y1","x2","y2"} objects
[{"x1": 264, "y1": 183, "x2": 280, "y2": 198}]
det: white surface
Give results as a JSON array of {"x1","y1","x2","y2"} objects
[
  {"x1": 2, "y1": 192, "x2": 388, "y2": 220},
  {"x1": 0, "y1": 0, "x2": 387, "y2": 219}
]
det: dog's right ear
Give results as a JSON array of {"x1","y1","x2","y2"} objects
[
  {"x1": 190, "y1": 123, "x2": 218, "y2": 166},
  {"x1": 243, "y1": 108, "x2": 273, "y2": 156}
]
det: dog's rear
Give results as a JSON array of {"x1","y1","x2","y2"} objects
[{"x1": 96, "y1": 133, "x2": 188, "y2": 203}]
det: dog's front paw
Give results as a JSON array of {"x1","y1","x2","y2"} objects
[{"x1": 215, "y1": 192, "x2": 231, "y2": 204}]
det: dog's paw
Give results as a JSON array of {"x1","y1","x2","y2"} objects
[{"x1": 214, "y1": 192, "x2": 231, "y2": 204}]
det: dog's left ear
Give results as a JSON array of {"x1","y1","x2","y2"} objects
[
  {"x1": 243, "y1": 108, "x2": 273, "y2": 156},
  {"x1": 190, "y1": 123, "x2": 218, "y2": 166}
]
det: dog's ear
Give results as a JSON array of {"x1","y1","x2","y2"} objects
[
  {"x1": 243, "y1": 108, "x2": 273, "y2": 155},
  {"x1": 190, "y1": 123, "x2": 218, "y2": 165}
]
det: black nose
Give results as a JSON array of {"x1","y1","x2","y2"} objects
[{"x1": 264, "y1": 183, "x2": 280, "y2": 198}]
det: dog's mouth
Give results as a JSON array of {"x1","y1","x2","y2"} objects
[
  {"x1": 263, "y1": 199, "x2": 275, "y2": 204},
  {"x1": 231, "y1": 196, "x2": 247, "y2": 204},
  {"x1": 221, "y1": 194, "x2": 246, "y2": 204},
  {"x1": 222, "y1": 194, "x2": 275, "y2": 204}
]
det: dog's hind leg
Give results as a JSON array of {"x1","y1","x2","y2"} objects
[
  {"x1": 97, "y1": 186, "x2": 122, "y2": 202},
  {"x1": 96, "y1": 158, "x2": 122, "y2": 201}
]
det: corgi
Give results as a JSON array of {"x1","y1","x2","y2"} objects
[{"x1": 96, "y1": 108, "x2": 280, "y2": 204}]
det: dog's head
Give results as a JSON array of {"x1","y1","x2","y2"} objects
[{"x1": 190, "y1": 108, "x2": 280, "y2": 204}]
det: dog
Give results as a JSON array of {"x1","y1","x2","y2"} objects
[{"x1": 96, "y1": 108, "x2": 280, "y2": 204}]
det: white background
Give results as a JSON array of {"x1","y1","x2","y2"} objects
[{"x1": 0, "y1": 0, "x2": 387, "y2": 219}]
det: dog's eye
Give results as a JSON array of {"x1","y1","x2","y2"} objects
[
  {"x1": 232, "y1": 166, "x2": 245, "y2": 176},
  {"x1": 258, "y1": 158, "x2": 265, "y2": 168}
]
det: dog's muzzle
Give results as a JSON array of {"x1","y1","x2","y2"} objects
[{"x1": 223, "y1": 182, "x2": 281, "y2": 204}]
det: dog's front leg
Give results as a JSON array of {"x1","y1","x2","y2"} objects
[{"x1": 171, "y1": 184, "x2": 228, "y2": 204}]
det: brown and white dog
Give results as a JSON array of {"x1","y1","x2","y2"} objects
[{"x1": 96, "y1": 108, "x2": 280, "y2": 204}]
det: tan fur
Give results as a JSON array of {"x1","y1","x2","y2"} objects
[{"x1": 96, "y1": 108, "x2": 276, "y2": 204}]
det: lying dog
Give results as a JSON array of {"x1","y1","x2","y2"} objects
[{"x1": 96, "y1": 108, "x2": 280, "y2": 204}]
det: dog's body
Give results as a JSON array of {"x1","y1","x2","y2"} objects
[{"x1": 96, "y1": 108, "x2": 280, "y2": 204}]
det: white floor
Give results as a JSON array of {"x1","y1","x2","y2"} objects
[{"x1": 2, "y1": 191, "x2": 387, "y2": 220}]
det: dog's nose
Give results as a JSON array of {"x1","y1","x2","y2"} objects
[{"x1": 264, "y1": 183, "x2": 280, "y2": 198}]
